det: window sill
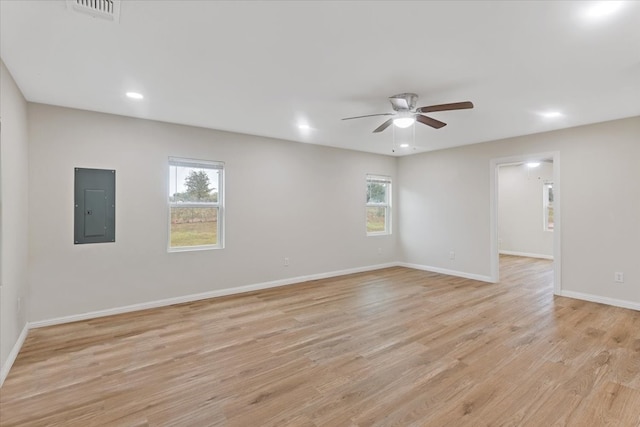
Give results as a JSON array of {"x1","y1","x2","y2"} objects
[{"x1": 168, "y1": 245, "x2": 222, "y2": 253}]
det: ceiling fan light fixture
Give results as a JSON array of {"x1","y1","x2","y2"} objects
[{"x1": 393, "y1": 116, "x2": 415, "y2": 128}]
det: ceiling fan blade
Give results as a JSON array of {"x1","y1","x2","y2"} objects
[
  {"x1": 416, "y1": 114, "x2": 447, "y2": 129},
  {"x1": 342, "y1": 113, "x2": 394, "y2": 121},
  {"x1": 417, "y1": 101, "x2": 474, "y2": 114},
  {"x1": 373, "y1": 119, "x2": 394, "y2": 133}
]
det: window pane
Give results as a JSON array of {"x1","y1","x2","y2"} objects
[
  {"x1": 367, "y1": 182, "x2": 388, "y2": 204},
  {"x1": 170, "y1": 207, "x2": 218, "y2": 247},
  {"x1": 366, "y1": 206, "x2": 387, "y2": 233},
  {"x1": 169, "y1": 165, "x2": 219, "y2": 203},
  {"x1": 544, "y1": 182, "x2": 554, "y2": 231}
]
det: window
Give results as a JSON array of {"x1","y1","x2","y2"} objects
[
  {"x1": 366, "y1": 175, "x2": 391, "y2": 235},
  {"x1": 543, "y1": 181, "x2": 554, "y2": 231},
  {"x1": 168, "y1": 157, "x2": 224, "y2": 251}
]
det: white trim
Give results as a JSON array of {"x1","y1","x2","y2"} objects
[
  {"x1": 29, "y1": 262, "x2": 399, "y2": 329},
  {"x1": 398, "y1": 262, "x2": 495, "y2": 283},
  {"x1": 168, "y1": 243, "x2": 220, "y2": 253},
  {"x1": 490, "y1": 151, "x2": 561, "y2": 295},
  {"x1": 366, "y1": 175, "x2": 392, "y2": 184},
  {"x1": 558, "y1": 290, "x2": 640, "y2": 312},
  {"x1": 0, "y1": 323, "x2": 29, "y2": 388},
  {"x1": 499, "y1": 250, "x2": 554, "y2": 260},
  {"x1": 168, "y1": 157, "x2": 224, "y2": 170},
  {"x1": 552, "y1": 153, "x2": 562, "y2": 295}
]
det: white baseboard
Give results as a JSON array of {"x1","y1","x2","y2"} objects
[
  {"x1": 397, "y1": 262, "x2": 495, "y2": 283},
  {"x1": 0, "y1": 323, "x2": 29, "y2": 388},
  {"x1": 557, "y1": 290, "x2": 640, "y2": 312},
  {"x1": 499, "y1": 250, "x2": 554, "y2": 260},
  {"x1": 29, "y1": 262, "x2": 399, "y2": 329}
]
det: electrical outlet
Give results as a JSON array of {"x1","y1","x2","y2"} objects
[
  {"x1": 284, "y1": 257, "x2": 290, "y2": 267},
  {"x1": 17, "y1": 297, "x2": 21, "y2": 312},
  {"x1": 449, "y1": 251, "x2": 456, "y2": 260},
  {"x1": 378, "y1": 247, "x2": 382, "y2": 255},
  {"x1": 614, "y1": 272, "x2": 624, "y2": 283}
]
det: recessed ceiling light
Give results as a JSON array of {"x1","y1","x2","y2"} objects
[
  {"x1": 526, "y1": 162, "x2": 541, "y2": 168},
  {"x1": 298, "y1": 124, "x2": 311, "y2": 130},
  {"x1": 400, "y1": 143, "x2": 409, "y2": 148},
  {"x1": 126, "y1": 92, "x2": 144, "y2": 100},
  {"x1": 584, "y1": 1, "x2": 624, "y2": 19},
  {"x1": 540, "y1": 111, "x2": 563, "y2": 118}
]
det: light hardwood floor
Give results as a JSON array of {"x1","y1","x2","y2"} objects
[{"x1": 1, "y1": 256, "x2": 639, "y2": 426}]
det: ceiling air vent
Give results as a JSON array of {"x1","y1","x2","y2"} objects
[{"x1": 67, "y1": 0, "x2": 121, "y2": 22}]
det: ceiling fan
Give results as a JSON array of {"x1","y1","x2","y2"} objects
[{"x1": 342, "y1": 93, "x2": 473, "y2": 133}]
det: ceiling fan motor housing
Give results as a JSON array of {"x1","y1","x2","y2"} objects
[{"x1": 389, "y1": 93, "x2": 418, "y2": 111}]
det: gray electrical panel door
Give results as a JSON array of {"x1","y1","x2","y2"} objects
[{"x1": 74, "y1": 168, "x2": 115, "y2": 244}]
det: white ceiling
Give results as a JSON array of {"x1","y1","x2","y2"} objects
[{"x1": 1, "y1": 1, "x2": 639, "y2": 156}]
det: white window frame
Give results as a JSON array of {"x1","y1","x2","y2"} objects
[
  {"x1": 543, "y1": 181, "x2": 554, "y2": 232},
  {"x1": 168, "y1": 157, "x2": 224, "y2": 252},
  {"x1": 366, "y1": 174, "x2": 392, "y2": 236}
]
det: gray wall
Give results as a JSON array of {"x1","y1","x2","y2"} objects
[
  {"x1": 498, "y1": 162, "x2": 554, "y2": 258},
  {"x1": 27, "y1": 104, "x2": 397, "y2": 322},
  {"x1": 399, "y1": 116, "x2": 640, "y2": 305},
  {"x1": 0, "y1": 60, "x2": 29, "y2": 382}
]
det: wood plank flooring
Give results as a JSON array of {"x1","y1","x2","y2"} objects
[{"x1": 1, "y1": 256, "x2": 639, "y2": 426}]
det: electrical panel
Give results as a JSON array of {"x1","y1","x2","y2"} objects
[{"x1": 74, "y1": 168, "x2": 115, "y2": 244}]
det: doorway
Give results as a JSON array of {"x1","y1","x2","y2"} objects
[{"x1": 490, "y1": 152, "x2": 561, "y2": 294}]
